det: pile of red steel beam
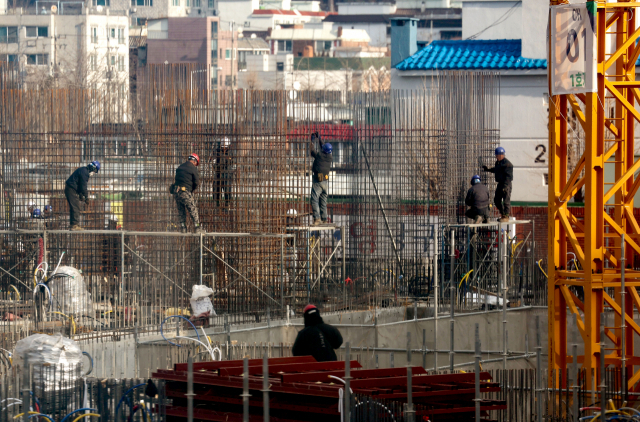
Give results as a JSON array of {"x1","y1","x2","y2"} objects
[{"x1": 153, "y1": 356, "x2": 507, "y2": 422}]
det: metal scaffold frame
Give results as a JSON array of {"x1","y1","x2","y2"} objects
[{"x1": 549, "y1": 0, "x2": 640, "y2": 392}]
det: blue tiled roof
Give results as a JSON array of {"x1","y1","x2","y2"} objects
[{"x1": 395, "y1": 39, "x2": 547, "y2": 71}]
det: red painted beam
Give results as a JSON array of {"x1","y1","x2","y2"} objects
[
  {"x1": 349, "y1": 371, "x2": 493, "y2": 389},
  {"x1": 173, "y1": 356, "x2": 316, "y2": 372},
  {"x1": 219, "y1": 360, "x2": 362, "y2": 377},
  {"x1": 374, "y1": 386, "x2": 501, "y2": 400},
  {"x1": 279, "y1": 366, "x2": 427, "y2": 384}
]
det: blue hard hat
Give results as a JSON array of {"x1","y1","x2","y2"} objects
[
  {"x1": 322, "y1": 143, "x2": 333, "y2": 154},
  {"x1": 495, "y1": 147, "x2": 505, "y2": 155},
  {"x1": 471, "y1": 175, "x2": 481, "y2": 184},
  {"x1": 33, "y1": 208, "x2": 41, "y2": 218},
  {"x1": 88, "y1": 160, "x2": 101, "y2": 172},
  {"x1": 44, "y1": 205, "x2": 52, "y2": 212}
]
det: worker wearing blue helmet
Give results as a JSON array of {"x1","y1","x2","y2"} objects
[
  {"x1": 465, "y1": 175, "x2": 490, "y2": 224},
  {"x1": 65, "y1": 160, "x2": 100, "y2": 230},
  {"x1": 483, "y1": 147, "x2": 513, "y2": 223},
  {"x1": 309, "y1": 131, "x2": 332, "y2": 226}
]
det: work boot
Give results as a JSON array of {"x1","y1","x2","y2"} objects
[
  {"x1": 312, "y1": 219, "x2": 322, "y2": 226},
  {"x1": 474, "y1": 216, "x2": 483, "y2": 224},
  {"x1": 498, "y1": 215, "x2": 510, "y2": 223},
  {"x1": 195, "y1": 225, "x2": 206, "y2": 234},
  {"x1": 180, "y1": 223, "x2": 187, "y2": 234},
  {"x1": 70, "y1": 225, "x2": 83, "y2": 231}
]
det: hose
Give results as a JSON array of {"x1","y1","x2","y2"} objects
[
  {"x1": 12, "y1": 412, "x2": 54, "y2": 422},
  {"x1": 8, "y1": 285, "x2": 21, "y2": 301},
  {"x1": 537, "y1": 260, "x2": 548, "y2": 278},
  {"x1": 33, "y1": 283, "x2": 53, "y2": 309},
  {"x1": 61, "y1": 408, "x2": 98, "y2": 422},
  {"x1": 160, "y1": 315, "x2": 200, "y2": 347},
  {"x1": 82, "y1": 351, "x2": 94, "y2": 376},
  {"x1": 458, "y1": 269, "x2": 473, "y2": 289},
  {"x1": 70, "y1": 414, "x2": 100, "y2": 422},
  {"x1": 114, "y1": 383, "x2": 146, "y2": 418},
  {"x1": 52, "y1": 252, "x2": 65, "y2": 277},
  {"x1": 52, "y1": 312, "x2": 76, "y2": 335}
]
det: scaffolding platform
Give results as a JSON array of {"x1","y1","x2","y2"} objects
[
  {"x1": 447, "y1": 219, "x2": 531, "y2": 228},
  {"x1": 287, "y1": 225, "x2": 338, "y2": 232}
]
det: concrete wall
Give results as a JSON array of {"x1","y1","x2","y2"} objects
[
  {"x1": 337, "y1": 2, "x2": 397, "y2": 15},
  {"x1": 521, "y1": 0, "x2": 546, "y2": 59},
  {"x1": 331, "y1": 22, "x2": 387, "y2": 47},
  {"x1": 461, "y1": 0, "x2": 522, "y2": 41},
  {"x1": 147, "y1": 18, "x2": 208, "y2": 63}
]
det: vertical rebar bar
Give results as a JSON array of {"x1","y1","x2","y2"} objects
[
  {"x1": 262, "y1": 352, "x2": 270, "y2": 422},
  {"x1": 474, "y1": 323, "x2": 481, "y2": 422},
  {"x1": 187, "y1": 356, "x2": 194, "y2": 422}
]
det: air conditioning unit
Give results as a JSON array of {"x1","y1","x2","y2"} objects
[{"x1": 197, "y1": 8, "x2": 201, "y2": 13}]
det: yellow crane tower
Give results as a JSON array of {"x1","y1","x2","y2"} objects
[{"x1": 549, "y1": 0, "x2": 640, "y2": 392}]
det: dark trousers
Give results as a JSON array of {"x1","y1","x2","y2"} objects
[
  {"x1": 64, "y1": 185, "x2": 83, "y2": 227},
  {"x1": 311, "y1": 180, "x2": 328, "y2": 221},
  {"x1": 465, "y1": 207, "x2": 489, "y2": 223},
  {"x1": 494, "y1": 183, "x2": 512, "y2": 216},
  {"x1": 214, "y1": 174, "x2": 230, "y2": 208},
  {"x1": 174, "y1": 190, "x2": 200, "y2": 226}
]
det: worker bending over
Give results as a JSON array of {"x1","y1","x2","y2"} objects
[
  {"x1": 465, "y1": 175, "x2": 490, "y2": 224},
  {"x1": 483, "y1": 146, "x2": 513, "y2": 223},
  {"x1": 309, "y1": 132, "x2": 333, "y2": 226},
  {"x1": 65, "y1": 161, "x2": 100, "y2": 231},
  {"x1": 171, "y1": 153, "x2": 205, "y2": 234},
  {"x1": 292, "y1": 304, "x2": 343, "y2": 362}
]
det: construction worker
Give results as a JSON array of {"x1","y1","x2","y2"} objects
[
  {"x1": 214, "y1": 137, "x2": 232, "y2": 209},
  {"x1": 483, "y1": 146, "x2": 513, "y2": 223},
  {"x1": 465, "y1": 175, "x2": 490, "y2": 224},
  {"x1": 171, "y1": 153, "x2": 205, "y2": 233},
  {"x1": 309, "y1": 132, "x2": 332, "y2": 226},
  {"x1": 65, "y1": 161, "x2": 100, "y2": 231},
  {"x1": 292, "y1": 304, "x2": 343, "y2": 362}
]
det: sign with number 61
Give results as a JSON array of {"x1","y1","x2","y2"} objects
[{"x1": 550, "y1": 2, "x2": 597, "y2": 95}]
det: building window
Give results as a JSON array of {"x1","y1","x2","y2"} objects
[
  {"x1": 95, "y1": 0, "x2": 110, "y2": 5},
  {"x1": 543, "y1": 173, "x2": 549, "y2": 186},
  {"x1": 90, "y1": 54, "x2": 97, "y2": 71},
  {"x1": 27, "y1": 54, "x2": 48, "y2": 66},
  {"x1": 277, "y1": 40, "x2": 292, "y2": 52},
  {"x1": 110, "y1": 28, "x2": 116, "y2": 39},
  {"x1": 118, "y1": 55, "x2": 125, "y2": 71},
  {"x1": 0, "y1": 27, "x2": 18, "y2": 43},
  {"x1": 118, "y1": 28, "x2": 125, "y2": 44},
  {"x1": 225, "y1": 48, "x2": 231, "y2": 59},
  {"x1": 132, "y1": 0, "x2": 152, "y2": 5},
  {"x1": 26, "y1": 26, "x2": 48, "y2": 38},
  {"x1": 0, "y1": 54, "x2": 17, "y2": 63},
  {"x1": 211, "y1": 39, "x2": 217, "y2": 58},
  {"x1": 136, "y1": 18, "x2": 147, "y2": 26},
  {"x1": 315, "y1": 40, "x2": 331, "y2": 51},
  {"x1": 208, "y1": 0, "x2": 214, "y2": 7},
  {"x1": 225, "y1": 75, "x2": 232, "y2": 86},
  {"x1": 186, "y1": 0, "x2": 190, "y2": 6},
  {"x1": 171, "y1": 0, "x2": 179, "y2": 6},
  {"x1": 276, "y1": 62, "x2": 284, "y2": 71},
  {"x1": 91, "y1": 27, "x2": 98, "y2": 43},
  {"x1": 211, "y1": 21, "x2": 217, "y2": 38}
]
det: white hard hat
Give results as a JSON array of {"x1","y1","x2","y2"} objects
[
  {"x1": 222, "y1": 137, "x2": 231, "y2": 148},
  {"x1": 287, "y1": 209, "x2": 297, "y2": 216}
]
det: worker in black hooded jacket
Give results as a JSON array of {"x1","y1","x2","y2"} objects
[
  {"x1": 483, "y1": 146, "x2": 513, "y2": 223},
  {"x1": 465, "y1": 175, "x2": 490, "y2": 224},
  {"x1": 292, "y1": 304, "x2": 343, "y2": 362}
]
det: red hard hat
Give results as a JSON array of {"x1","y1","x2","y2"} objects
[
  {"x1": 189, "y1": 153, "x2": 200, "y2": 166},
  {"x1": 303, "y1": 304, "x2": 318, "y2": 314}
]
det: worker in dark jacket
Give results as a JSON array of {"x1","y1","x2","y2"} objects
[
  {"x1": 171, "y1": 153, "x2": 204, "y2": 234},
  {"x1": 483, "y1": 147, "x2": 513, "y2": 223},
  {"x1": 465, "y1": 175, "x2": 490, "y2": 224},
  {"x1": 65, "y1": 161, "x2": 100, "y2": 231},
  {"x1": 292, "y1": 304, "x2": 343, "y2": 362},
  {"x1": 309, "y1": 132, "x2": 333, "y2": 226}
]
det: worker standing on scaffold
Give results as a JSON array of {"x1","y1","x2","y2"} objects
[
  {"x1": 309, "y1": 131, "x2": 333, "y2": 226},
  {"x1": 171, "y1": 153, "x2": 205, "y2": 234},
  {"x1": 65, "y1": 161, "x2": 100, "y2": 231},
  {"x1": 483, "y1": 146, "x2": 513, "y2": 223},
  {"x1": 465, "y1": 175, "x2": 490, "y2": 224}
]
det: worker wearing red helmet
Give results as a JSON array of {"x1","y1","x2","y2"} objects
[
  {"x1": 171, "y1": 153, "x2": 205, "y2": 233},
  {"x1": 292, "y1": 304, "x2": 343, "y2": 362}
]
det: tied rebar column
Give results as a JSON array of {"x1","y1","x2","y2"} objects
[
  {"x1": 599, "y1": 313, "x2": 606, "y2": 421},
  {"x1": 572, "y1": 313, "x2": 579, "y2": 422}
]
